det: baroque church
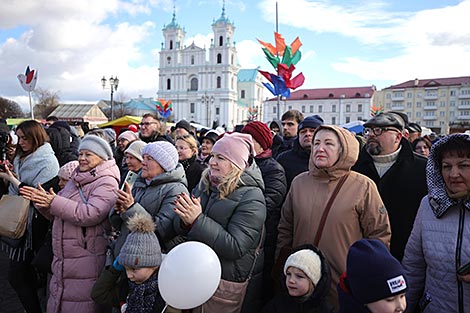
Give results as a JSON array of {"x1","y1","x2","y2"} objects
[{"x1": 157, "y1": 5, "x2": 265, "y2": 130}]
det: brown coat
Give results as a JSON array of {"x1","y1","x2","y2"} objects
[{"x1": 276, "y1": 125, "x2": 391, "y2": 307}]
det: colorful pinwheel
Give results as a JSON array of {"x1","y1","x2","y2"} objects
[
  {"x1": 257, "y1": 32, "x2": 305, "y2": 97},
  {"x1": 370, "y1": 105, "x2": 385, "y2": 117},
  {"x1": 17, "y1": 66, "x2": 38, "y2": 92},
  {"x1": 248, "y1": 107, "x2": 259, "y2": 121},
  {"x1": 156, "y1": 98, "x2": 173, "y2": 119}
]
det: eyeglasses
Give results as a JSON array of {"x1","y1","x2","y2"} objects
[
  {"x1": 363, "y1": 127, "x2": 400, "y2": 136},
  {"x1": 139, "y1": 122, "x2": 157, "y2": 127}
]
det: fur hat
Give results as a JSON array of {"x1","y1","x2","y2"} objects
[
  {"x1": 118, "y1": 213, "x2": 162, "y2": 268},
  {"x1": 347, "y1": 239, "x2": 407, "y2": 304},
  {"x1": 124, "y1": 140, "x2": 147, "y2": 162},
  {"x1": 142, "y1": 141, "x2": 179, "y2": 172},
  {"x1": 58, "y1": 160, "x2": 79, "y2": 180},
  {"x1": 298, "y1": 115, "x2": 324, "y2": 131},
  {"x1": 284, "y1": 249, "x2": 322, "y2": 286},
  {"x1": 364, "y1": 112, "x2": 406, "y2": 131},
  {"x1": 241, "y1": 121, "x2": 273, "y2": 151},
  {"x1": 212, "y1": 132, "x2": 255, "y2": 169},
  {"x1": 118, "y1": 130, "x2": 139, "y2": 143},
  {"x1": 79, "y1": 135, "x2": 114, "y2": 160}
]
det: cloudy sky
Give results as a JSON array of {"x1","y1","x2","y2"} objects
[{"x1": 1, "y1": 0, "x2": 469, "y2": 113}]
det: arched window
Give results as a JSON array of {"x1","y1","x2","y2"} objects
[
  {"x1": 190, "y1": 77, "x2": 198, "y2": 91},
  {"x1": 219, "y1": 36, "x2": 223, "y2": 46},
  {"x1": 170, "y1": 40, "x2": 173, "y2": 50},
  {"x1": 191, "y1": 55, "x2": 195, "y2": 65},
  {"x1": 217, "y1": 76, "x2": 222, "y2": 88},
  {"x1": 217, "y1": 53, "x2": 222, "y2": 64},
  {"x1": 167, "y1": 79, "x2": 171, "y2": 90}
]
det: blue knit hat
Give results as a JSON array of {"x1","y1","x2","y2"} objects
[
  {"x1": 298, "y1": 115, "x2": 324, "y2": 131},
  {"x1": 347, "y1": 239, "x2": 407, "y2": 304}
]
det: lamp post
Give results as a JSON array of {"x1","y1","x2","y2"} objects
[
  {"x1": 201, "y1": 94, "x2": 215, "y2": 127},
  {"x1": 101, "y1": 76, "x2": 119, "y2": 120}
]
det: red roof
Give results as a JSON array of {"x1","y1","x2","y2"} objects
[
  {"x1": 385, "y1": 76, "x2": 470, "y2": 89},
  {"x1": 268, "y1": 86, "x2": 376, "y2": 101}
]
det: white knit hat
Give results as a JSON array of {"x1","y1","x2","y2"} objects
[
  {"x1": 142, "y1": 141, "x2": 178, "y2": 172},
  {"x1": 284, "y1": 249, "x2": 322, "y2": 286},
  {"x1": 125, "y1": 140, "x2": 147, "y2": 162}
]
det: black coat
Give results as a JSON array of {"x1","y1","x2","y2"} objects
[
  {"x1": 180, "y1": 154, "x2": 206, "y2": 193},
  {"x1": 351, "y1": 138, "x2": 427, "y2": 261},
  {"x1": 276, "y1": 139, "x2": 310, "y2": 191},
  {"x1": 46, "y1": 125, "x2": 78, "y2": 166}
]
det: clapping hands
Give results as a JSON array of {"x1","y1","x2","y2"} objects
[
  {"x1": 20, "y1": 183, "x2": 56, "y2": 209},
  {"x1": 173, "y1": 192, "x2": 202, "y2": 226}
]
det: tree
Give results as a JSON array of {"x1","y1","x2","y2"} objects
[
  {"x1": 0, "y1": 97, "x2": 24, "y2": 118},
  {"x1": 33, "y1": 87, "x2": 60, "y2": 119}
]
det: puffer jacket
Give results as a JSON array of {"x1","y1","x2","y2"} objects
[
  {"x1": 174, "y1": 162, "x2": 267, "y2": 313},
  {"x1": 277, "y1": 125, "x2": 391, "y2": 309},
  {"x1": 38, "y1": 159, "x2": 120, "y2": 313},
  {"x1": 111, "y1": 163, "x2": 189, "y2": 254},
  {"x1": 402, "y1": 133, "x2": 470, "y2": 312}
]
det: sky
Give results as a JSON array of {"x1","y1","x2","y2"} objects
[{"x1": 1, "y1": 0, "x2": 470, "y2": 113}]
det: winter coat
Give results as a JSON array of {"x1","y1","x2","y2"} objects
[
  {"x1": 180, "y1": 154, "x2": 205, "y2": 193},
  {"x1": 174, "y1": 162, "x2": 267, "y2": 313},
  {"x1": 277, "y1": 135, "x2": 297, "y2": 156},
  {"x1": 110, "y1": 164, "x2": 189, "y2": 254},
  {"x1": 337, "y1": 274, "x2": 372, "y2": 313},
  {"x1": 352, "y1": 137, "x2": 427, "y2": 261},
  {"x1": 140, "y1": 132, "x2": 174, "y2": 144},
  {"x1": 277, "y1": 125, "x2": 391, "y2": 308},
  {"x1": 36, "y1": 159, "x2": 120, "y2": 313},
  {"x1": 402, "y1": 133, "x2": 470, "y2": 312},
  {"x1": 46, "y1": 124, "x2": 77, "y2": 166},
  {"x1": 276, "y1": 138, "x2": 310, "y2": 190},
  {"x1": 262, "y1": 245, "x2": 334, "y2": 313}
]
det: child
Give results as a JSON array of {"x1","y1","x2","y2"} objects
[
  {"x1": 337, "y1": 239, "x2": 408, "y2": 313},
  {"x1": 262, "y1": 245, "x2": 334, "y2": 313},
  {"x1": 91, "y1": 212, "x2": 167, "y2": 313}
]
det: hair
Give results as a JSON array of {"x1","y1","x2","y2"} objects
[
  {"x1": 15, "y1": 120, "x2": 49, "y2": 159},
  {"x1": 201, "y1": 164, "x2": 243, "y2": 199},
  {"x1": 176, "y1": 135, "x2": 198, "y2": 156},
  {"x1": 436, "y1": 136, "x2": 470, "y2": 165},
  {"x1": 281, "y1": 109, "x2": 304, "y2": 124},
  {"x1": 46, "y1": 116, "x2": 59, "y2": 122},
  {"x1": 142, "y1": 113, "x2": 160, "y2": 121},
  {"x1": 411, "y1": 137, "x2": 432, "y2": 152}
]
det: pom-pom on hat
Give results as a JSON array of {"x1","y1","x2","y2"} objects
[
  {"x1": 118, "y1": 130, "x2": 139, "y2": 143},
  {"x1": 347, "y1": 239, "x2": 407, "y2": 304},
  {"x1": 212, "y1": 132, "x2": 255, "y2": 170},
  {"x1": 241, "y1": 121, "x2": 273, "y2": 151},
  {"x1": 118, "y1": 213, "x2": 162, "y2": 268},
  {"x1": 124, "y1": 140, "x2": 147, "y2": 162},
  {"x1": 284, "y1": 249, "x2": 322, "y2": 286},
  {"x1": 142, "y1": 141, "x2": 179, "y2": 172},
  {"x1": 79, "y1": 135, "x2": 114, "y2": 160},
  {"x1": 58, "y1": 160, "x2": 79, "y2": 180},
  {"x1": 298, "y1": 115, "x2": 324, "y2": 131}
]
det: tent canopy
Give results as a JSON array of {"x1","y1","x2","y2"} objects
[{"x1": 98, "y1": 116, "x2": 142, "y2": 128}]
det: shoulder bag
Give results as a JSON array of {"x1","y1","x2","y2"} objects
[{"x1": 0, "y1": 194, "x2": 30, "y2": 239}]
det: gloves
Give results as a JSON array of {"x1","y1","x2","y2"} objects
[{"x1": 113, "y1": 256, "x2": 125, "y2": 272}]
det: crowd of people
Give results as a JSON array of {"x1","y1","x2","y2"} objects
[{"x1": 0, "y1": 109, "x2": 469, "y2": 313}]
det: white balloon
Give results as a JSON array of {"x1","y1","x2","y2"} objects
[{"x1": 158, "y1": 241, "x2": 221, "y2": 309}]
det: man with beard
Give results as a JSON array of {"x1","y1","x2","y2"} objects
[
  {"x1": 138, "y1": 113, "x2": 174, "y2": 144},
  {"x1": 352, "y1": 112, "x2": 427, "y2": 261}
]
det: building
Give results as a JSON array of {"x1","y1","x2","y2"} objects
[
  {"x1": 48, "y1": 103, "x2": 108, "y2": 128},
  {"x1": 156, "y1": 5, "x2": 264, "y2": 129},
  {"x1": 374, "y1": 76, "x2": 470, "y2": 134},
  {"x1": 237, "y1": 68, "x2": 265, "y2": 121},
  {"x1": 263, "y1": 86, "x2": 376, "y2": 125}
]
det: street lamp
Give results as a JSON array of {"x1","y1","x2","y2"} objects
[
  {"x1": 101, "y1": 76, "x2": 119, "y2": 120},
  {"x1": 201, "y1": 94, "x2": 215, "y2": 126}
]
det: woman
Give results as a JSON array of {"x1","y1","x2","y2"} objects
[
  {"x1": 412, "y1": 137, "x2": 432, "y2": 157},
  {"x1": 176, "y1": 134, "x2": 205, "y2": 192},
  {"x1": 197, "y1": 130, "x2": 220, "y2": 164},
  {"x1": 110, "y1": 141, "x2": 188, "y2": 255},
  {"x1": 119, "y1": 140, "x2": 146, "y2": 186},
  {"x1": 0, "y1": 120, "x2": 59, "y2": 313},
  {"x1": 115, "y1": 130, "x2": 139, "y2": 174},
  {"x1": 174, "y1": 132, "x2": 266, "y2": 313},
  {"x1": 403, "y1": 133, "x2": 470, "y2": 311},
  {"x1": 276, "y1": 125, "x2": 391, "y2": 309},
  {"x1": 21, "y1": 134, "x2": 120, "y2": 313}
]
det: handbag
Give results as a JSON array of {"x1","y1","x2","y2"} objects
[
  {"x1": 31, "y1": 228, "x2": 53, "y2": 273},
  {"x1": 0, "y1": 194, "x2": 30, "y2": 239}
]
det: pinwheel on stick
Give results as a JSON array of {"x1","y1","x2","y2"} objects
[
  {"x1": 17, "y1": 66, "x2": 38, "y2": 119},
  {"x1": 156, "y1": 98, "x2": 173, "y2": 120}
]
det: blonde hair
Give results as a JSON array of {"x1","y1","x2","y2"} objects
[
  {"x1": 176, "y1": 135, "x2": 198, "y2": 156},
  {"x1": 201, "y1": 165, "x2": 243, "y2": 199}
]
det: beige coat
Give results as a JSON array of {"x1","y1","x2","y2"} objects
[{"x1": 276, "y1": 125, "x2": 391, "y2": 307}]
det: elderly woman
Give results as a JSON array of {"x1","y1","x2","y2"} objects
[
  {"x1": 174, "y1": 132, "x2": 266, "y2": 313},
  {"x1": 197, "y1": 130, "x2": 220, "y2": 164},
  {"x1": 412, "y1": 137, "x2": 432, "y2": 157},
  {"x1": 175, "y1": 134, "x2": 205, "y2": 192},
  {"x1": 20, "y1": 134, "x2": 120, "y2": 313},
  {"x1": 119, "y1": 140, "x2": 146, "y2": 186},
  {"x1": 403, "y1": 133, "x2": 470, "y2": 311},
  {"x1": 110, "y1": 141, "x2": 188, "y2": 255},
  {"x1": 276, "y1": 125, "x2": 391, "y2": 308}
]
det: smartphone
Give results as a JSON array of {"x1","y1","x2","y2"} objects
[
  {"x1": 457, "y1": 262, "x2": 470, "y2": 275},
  {"x1": 121, "y1": 171, "x2": 138, "y2": 191}
]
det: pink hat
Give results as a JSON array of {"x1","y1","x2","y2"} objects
[
  {"x1": 212, "y1": 132, "x2": 255, "y2": 169},
  {"x1": 118, "y1": 130, "x2": 139, "y2": 142},
  {"x1": 58, "y1": 160, "x2": 79, "y2": 180}
]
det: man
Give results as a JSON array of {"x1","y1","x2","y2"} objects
[
  {"x1": 277, "y1": 115, "x2": 324, "y2": 190},
  {"x1": 45, "y1": 116, "x2": 79, "y2": 166},
  {"x1": 407, "y1": 122, "x2": 422, "y2": 143},
  {"x1": 277, "y1": 109, "x2": 304, "y2": 155},
  {"x1": 174, "y1": 119, "x2": 194, "y2": 137},
  {"x1": 138, "y1": 113, "x2": 173, "y2": 144},
  {"x1": 352, "y1": 112, "x2": 427, "y2": 261}
]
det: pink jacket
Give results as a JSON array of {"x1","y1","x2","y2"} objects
[{"x1": 38, "y1": 160, "x2": 119, "y2": 313}]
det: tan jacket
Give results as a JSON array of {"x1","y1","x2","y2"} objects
[{"x1": 276, "y1": 125, "x2": 391, "y2": 307}]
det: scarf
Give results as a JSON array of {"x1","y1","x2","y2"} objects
[
  {"x1": 125, "y1": 271, "x2": 159, "y2": 313},
  {"x1": 180, "y1": 154, "x2": 197, "y2": 171}
]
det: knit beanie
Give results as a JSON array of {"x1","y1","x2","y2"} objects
[
  {"x1": 142, "y1": 141, "x2": 179, "y2": 172},
  {"x1": 212, "y1": 132, "x2": 255, "y2": 170},
  {"x1": 347, "y1": 239, "x2": 407, "y2": 304},
  {"x1": 119, "y1": 213, "x2": 162, "y2": 268},
  {"x1": 284, "y1": 249, "x2": 322, "y2": 286},
  {"x1": 175, "y1": 119, "x2": 192, "y2": 134},
  {"x1": 118, "y1": 130, "x2": 139, "y2": 142},
  {"x1": 58, "y1": 160, "x2": 79, "y2": 180},
  {"x1": 124, "y1": 140, "x2": 147, "y2": 162},
  {"x1": 298, "y1": 115, "x2": 324, "y2": 131},
  {"x1": 241, "y1": 121, "x2": 273, "y2": 151},
  {"x1": 79, "y1": 135, "x2": 114, "y2": 160}
]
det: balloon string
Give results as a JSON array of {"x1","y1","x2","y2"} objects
[{"x1": 161, "y1": 304, "x2": 168, "y2": 313}]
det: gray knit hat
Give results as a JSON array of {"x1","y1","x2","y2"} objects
[
  {"x1": 142, "y1": 141, "x2": 178, "y2": 172},
  {"x1": 79, "y1": 135, "x2": 114, "y2": 160},
  {"x1": 119, "y1": 213, "x2": 162, "y2": 268},
  {"x1": 124, "y1": 140, "x2": 147, "y2": 162}
]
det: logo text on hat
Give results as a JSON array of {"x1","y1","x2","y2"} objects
[{"x1": 387, "y1": 275, "x2": 406, "y2": 293}]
